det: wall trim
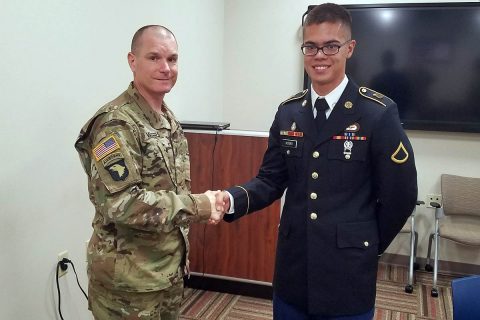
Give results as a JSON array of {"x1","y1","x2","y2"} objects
[{"x1": 380, "y1": 253, "x2": 480, "y2": 276}]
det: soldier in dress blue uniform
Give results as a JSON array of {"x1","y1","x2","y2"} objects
[{"x1": 216, "y1": 3, "x2": 418, "y2": 320}]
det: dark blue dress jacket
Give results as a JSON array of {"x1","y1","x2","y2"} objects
[{"x1": 224, "y1": 80, "x2": 418, "y2": 316}]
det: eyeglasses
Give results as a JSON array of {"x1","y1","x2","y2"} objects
[{"x1": 301, "y1": 40, "x2": 351, "y2": 56}]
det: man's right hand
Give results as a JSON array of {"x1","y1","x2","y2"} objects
[
  {"x1": 203, "y1": 190, "x2": 224, "y2": 225},
  {"x1": 215, "y1": 191, "x2": 230, "y2": 214}
]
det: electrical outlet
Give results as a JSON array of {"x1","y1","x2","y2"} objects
[
  {"x1": 57, "y1": 250, "x2": 69, "y2": 278},
  {"x1": 426, "y1": 194, "x2": 442, "y2": 208}
]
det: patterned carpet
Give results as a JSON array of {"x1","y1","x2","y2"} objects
[{"x1": 180, "y1": 263, "x2": 461, "y2": 319}]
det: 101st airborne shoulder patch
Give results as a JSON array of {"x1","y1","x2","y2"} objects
[
  {"x1": 391, "y1": 142, "x2": 409, "y2": 164},
  {"x1": 92, "y1": 135, "x2": 129, "y2": 181},
  {"x1": 102, "y1": 152, "x2": 129, "y2": 181},
  {"x1": 105, "y1": 158, "x2": 129, "y2": 181}
]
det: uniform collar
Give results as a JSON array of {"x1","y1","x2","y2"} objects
[
  {"x1": 310, "y1": 75, "x2": 349, "y2": 112},
  {"x1": 127, "y1": 82, "x2": 176, "y2": 131}
]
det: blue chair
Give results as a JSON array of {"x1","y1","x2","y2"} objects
[{"x1": 451, "y1": 275, "x2": 480, "y2": 320}]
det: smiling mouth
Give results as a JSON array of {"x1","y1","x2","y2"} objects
[{"x1": 313, "y1": 65, "x2": 329, "y2": 70}]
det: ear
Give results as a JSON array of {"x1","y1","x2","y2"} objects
[
  {"x1": 346, "y1": 40, "x2": 356, "y2": 59},
  {"x1": 127, "y1": 52, "x2": 136, "y2": 72}
]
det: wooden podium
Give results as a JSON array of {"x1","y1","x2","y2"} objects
[{"x1": 185, "y1": 131, "x2": 281, "y2": 285}]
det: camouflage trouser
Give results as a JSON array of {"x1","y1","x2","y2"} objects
[{"x1": 88, "y1": 278, "x2": 184, "y2": 320}]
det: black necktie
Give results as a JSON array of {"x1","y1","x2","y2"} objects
[{"x1": 314, "y1": 98, "x2": 329, "y2": 130}]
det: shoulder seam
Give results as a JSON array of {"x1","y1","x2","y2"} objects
[{"x1": 102, "y1": 91, "x2": 130, "y2": 112}]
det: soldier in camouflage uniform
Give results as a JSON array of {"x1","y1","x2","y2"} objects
[{"x1": 75, "y1": 25, "x2": 221, "y2": 320}]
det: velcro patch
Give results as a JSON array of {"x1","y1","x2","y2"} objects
[
  {"x1": 92, "y1": 135, "x2": 120, "y2": 161},
  {"x1": 101, "y1": 152, "x2": 123, "y2": 167},
  {"x1": 106, "y1": 159, "x2": 129, "y2": 181}
]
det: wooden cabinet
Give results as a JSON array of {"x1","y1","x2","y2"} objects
[{"x1": 185, "y1": 131, "x2": 280, "y2": 283}]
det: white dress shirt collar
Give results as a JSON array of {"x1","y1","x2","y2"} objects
[{"x1": 310, "y1": 75, "x2": 349, "y2": 118}]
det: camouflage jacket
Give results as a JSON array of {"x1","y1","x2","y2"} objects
[{"x1": 75, "y1": 83, "x2": 211, "y2": 292}]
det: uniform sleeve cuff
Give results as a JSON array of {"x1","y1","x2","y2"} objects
[
  {"x1": 188, "y1": 194, "x2": 211, "y2": 221},
  {"x1": 227, "y1": 186, "x2": 250, "y2": 216}
]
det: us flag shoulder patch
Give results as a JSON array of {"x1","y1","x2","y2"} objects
[{"x1": 92, "y1": 135, "x2": 120, "y2": 161}]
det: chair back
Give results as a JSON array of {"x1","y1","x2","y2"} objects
[
  {"x1": 451, "y1": 275, "x2": 480, "y2": 320},
  {"x1": 441, "y1": 174, "x2": 480, "y2": 217}
]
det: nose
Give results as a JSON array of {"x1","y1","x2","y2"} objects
[
  {"x1": 314, "y1": 49, "x2": 327, "y2": 57},
  {"x1": 157, "y1": 59, "x2": 170, "y2": 73}
]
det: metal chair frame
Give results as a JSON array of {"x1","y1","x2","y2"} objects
[
  {"x1": 424, "y1": 202, "x2": 442, "y2": 297},
  {"x1": 401, "y1": 200, "x2": 423, "y2": 293},
  {"x1": 424, "y1": 174, "x2": 480, "y2": 297}
]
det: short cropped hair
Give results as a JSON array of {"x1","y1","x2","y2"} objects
[
  {"x1": 304, "y1": 3, "x2": 352, "y2": 34},
  {"x1": 130, "y1": 25, "x2": 176, "y2": 53}
]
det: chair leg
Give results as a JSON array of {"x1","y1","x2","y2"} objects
[
  {"x1": 413, "y1": 231, "x2": 419, "y2": 270},
  {"x1": 425, "y1": 233, "x2": 434, "y2": 272},
  {"x1": 405, "y1": 216, "x2": 416, "y2": 293},
  {"x1": 431, "y1": 220, "x2": 439, "y2": 297}
]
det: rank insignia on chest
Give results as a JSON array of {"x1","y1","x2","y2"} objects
[
  {"x1": 291, "y1": 122, "x2": 296, "y2": 131},
  {"x1": 280, "y1": 130, "x2": 304, "y2": 137}
]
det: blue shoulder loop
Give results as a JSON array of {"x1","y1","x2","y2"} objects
[
  {"x1": 280, "y1": 89, "x2": 308, "y2": 106},
  {"x1": 358, "y1": 87, "x2": 393, "y2": 107}
]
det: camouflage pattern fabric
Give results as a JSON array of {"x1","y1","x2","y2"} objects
[
  {"x1": 75, "y1": 82, "x2": 211, "y2": 293},
  {"x1": 88, "y1": 277, "x2": 183, "y2": 319}
]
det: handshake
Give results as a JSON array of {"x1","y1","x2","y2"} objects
[{"x1": 204, "y1": 190, "x2": 230, "y2": 225}]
